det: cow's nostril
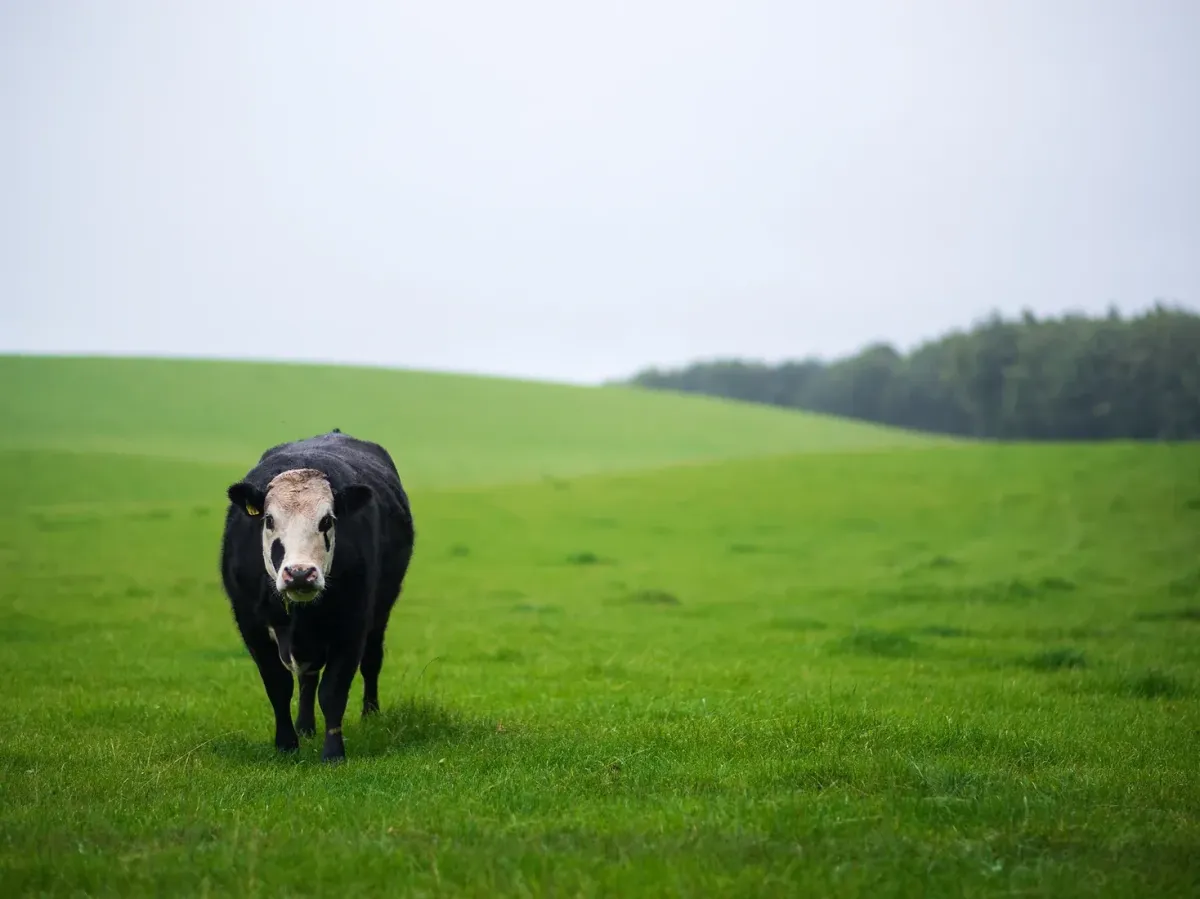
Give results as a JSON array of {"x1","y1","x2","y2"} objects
[{"x1": 284, "y1": 565, "x2": 318, "y2": 585}]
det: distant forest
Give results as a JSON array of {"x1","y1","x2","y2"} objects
[{"x1": 627, "y1": 304, "x2": 1200, "y2": 440}]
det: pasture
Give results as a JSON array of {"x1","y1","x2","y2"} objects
[{"x1": 1, "y1": 357, "x2": 1198, "y2": 897}]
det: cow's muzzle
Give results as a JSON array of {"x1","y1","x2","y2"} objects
[{"x1": 279, "y1": 564, "x2": 323, "y2": 600}]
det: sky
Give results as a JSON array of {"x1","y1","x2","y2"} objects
[{"x1": 2, "y1": 0, "x2": 1198, "y2": 385}]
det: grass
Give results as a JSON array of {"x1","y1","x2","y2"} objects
[{"x1": 2, "y1": 357, "x2": 1200, "y2": 896}]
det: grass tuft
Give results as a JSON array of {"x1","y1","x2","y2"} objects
[
  {"x1": 565, "y1": 551, "x2": 605, "y2": 565},
  {"x1": 1123, "y1": 670, "x2": 1187, "y2": 700},
  {"x1": 1135, "y1": 606, "x2": 1200, "y2": 623},
  {"x1": 769, "y1": 616, "x2": 829, "y2": 632},
  {"x1": 1167, "y1": 569, "x2": 1200, "y2": 597},
  {"x1": 1038, "y1": 575, "x2": 1077, "y2": 592},
  {"x1": 625, "y1": 589, "x2": 682, "y2": 606},
  {"x1": 1026, "y1": 647, "x2": 1087, "y2": 671},
  {"x1": 728, "y1": 542, "x2": 764, "y2": 554},
  {"x1": 918, "y1": 625, "x2": 973, "y2": 638},
  {"x1": 835, "y1": 628, "x2": 920, "y2": 658}
]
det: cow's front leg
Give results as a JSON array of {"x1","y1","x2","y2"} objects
[
  {"x1": 246, "y1": 628, "x2": 298, "y2": 753},
  {"x1": 317, "y1": 651, "x2": 361, "y2": 763},
  {"x1": 295, "y1": 670, "x2": 319, "y2": 737}
]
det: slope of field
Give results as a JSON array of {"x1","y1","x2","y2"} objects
[
  {"x1": 0, "y1": 355, "x2": 940, "y2": 490},
  {"x1": 1, "y1": 357, "x2": 1198, "y2": 897}
]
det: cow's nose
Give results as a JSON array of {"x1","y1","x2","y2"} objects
[{"x1": 283, "y1": 565, "x2": 318, "y2": 586}]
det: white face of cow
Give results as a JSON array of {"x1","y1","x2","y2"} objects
[
  {"x1": 228, "y1": 467, "x2": 374, "y2": 605},
  {"x1": 258, "y1": 469, "x2": 337, "y2": 600}
]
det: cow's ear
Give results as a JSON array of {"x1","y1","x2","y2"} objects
[
  {"x1": 228, "y1": 482, "x2": 267, "y2": 518},
  {"x1": 334, "y1": 484, "x2": 373, "y2": 518}
]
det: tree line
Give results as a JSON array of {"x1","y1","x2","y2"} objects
[{"x1": 626, "y1": 304, "x2": 1200, "y2": 440}]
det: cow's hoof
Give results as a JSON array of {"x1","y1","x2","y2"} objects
[
  {"x1": 275, "y1": 724, "x2": 300, "y2": 753},
  {"x1": 361, "y1": 700, "x2": 380, "y2": 718},
  {"x1": 321, "y1": 729, "x2": 346, "y2": 763},
  {"x1": 295, "y1": 718, "x2": 316, "y2": 738}
]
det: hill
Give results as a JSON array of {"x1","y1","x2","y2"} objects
[{"x1": 0, "y1": 355, "x2": 943, "y2": 491}]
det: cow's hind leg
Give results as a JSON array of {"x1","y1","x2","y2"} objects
[
  {"x1": 296, "y1": 670, "x2": 319, "y2": 737},
  {"x1": 360, "y1": 627, "x2": 385, "y2": 718},
  {"x1": 245, "y1": 628, "x2": 298, "y2": 753}
]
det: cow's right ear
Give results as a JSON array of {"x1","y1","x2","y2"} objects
[
  {"x1": 334, "y1": 483, "x2": 373, "y2": 518},
  {"x1": 227, "y1": 482, "x2": 267, "y2": 518}
]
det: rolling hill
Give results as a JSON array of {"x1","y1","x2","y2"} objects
[{"x1": 0, "y1": 355, "x2": 944, "y2": 493}]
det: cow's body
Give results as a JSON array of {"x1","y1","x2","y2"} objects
[{"x1": 219, "y1": 430, "x2": 415, "y2": 762}]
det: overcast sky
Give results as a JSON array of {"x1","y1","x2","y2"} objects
[{"x1": 2, "y1": 1, "x2": 1197, "y2": 384}]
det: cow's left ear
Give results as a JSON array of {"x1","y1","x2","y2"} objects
[
  {"x1": 334, "y1": 484, "x2": 373, "y2": 517},
  {"x1": 227, "y1": 481, "x2": 267, "y2": 518}
]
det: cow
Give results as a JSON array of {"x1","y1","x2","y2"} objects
[{"x1": 219, "y1": 429, "x2": 415, "y2": 763}]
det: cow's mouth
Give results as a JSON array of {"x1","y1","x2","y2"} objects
[{"x1": 281, "y1": 584, "x2": 322, "y2": 604}]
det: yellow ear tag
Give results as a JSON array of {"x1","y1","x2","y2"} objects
[{"x1": 246, "y1": 504, "x2": 261, "y2": 516}]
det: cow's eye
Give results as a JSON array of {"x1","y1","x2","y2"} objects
[
  {"x1": 318, "y1": 514, "x2": 334, "y2": 533},
  {"x1": 263, "y1": 514, "x2": 275, "y2": 530}
]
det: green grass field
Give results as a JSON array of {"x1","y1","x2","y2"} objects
[{"x1": 2, "y1": 356, "x2": 1198, "y2": 897}]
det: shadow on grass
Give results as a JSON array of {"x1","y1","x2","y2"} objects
[
  {"x1": 204, "y1": 694, "x2": 492, "y2": 766},
  {"x1": 354, "y1": 694, "x2": 493, "y2": 757}
]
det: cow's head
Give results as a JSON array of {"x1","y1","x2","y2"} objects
[{"x1": 227, "y1": 469, "x2": 372, "y2": 603}]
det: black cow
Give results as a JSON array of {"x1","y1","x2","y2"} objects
[{"x1": 219, "y1": 429, "x2": 415, "y2": 762}]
